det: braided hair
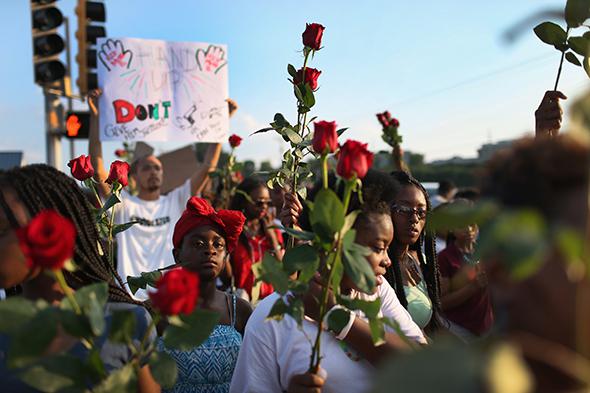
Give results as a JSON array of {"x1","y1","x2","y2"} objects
[
  {"x1": 0, "y1": 164, "x2": 137, "y2": 305},
  {"x1": 386, "y1": 171, "x2": 442, "y2": 332}
]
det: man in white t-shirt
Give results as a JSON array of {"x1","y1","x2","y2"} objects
[
  {"x1": 230, "y1": 278, "x2": 426, "y2": 393},
  {"x1": 88, "y1": 90, "x2": 233, "y2": 299}
]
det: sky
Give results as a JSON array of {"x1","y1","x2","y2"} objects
[{"x1": 1, "y1": 1, "x2": 589, "y2": 171}]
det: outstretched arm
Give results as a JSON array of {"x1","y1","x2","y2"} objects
[{"x1": 88, "y1": 89, "x2": 111, "y2": 198}]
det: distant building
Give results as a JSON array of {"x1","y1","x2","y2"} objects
[
  {"x1": 477, "y1": 139, "x2": 514, "y2": 162},
  {"x1": 0, "y1": 151, "x2": 24, "y2": 170}
]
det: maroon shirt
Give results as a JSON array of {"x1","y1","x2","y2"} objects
[{"x1": 438, "y1": 243, "x2": 494, "y2": 335}]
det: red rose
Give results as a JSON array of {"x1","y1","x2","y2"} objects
[
  {"x1": 390, "y1": 118, "x2": 400, "y2": 128},
  {"x1": 115, "y1": 149, "x2": 127, "y2": 158},
  {"x1": 294, "y1": 67, "x2": 322, "y2": 91},
  {"x1": 302, "y1": 23, "x2": 325, "y2": 50},
  {"x1": 336, "y1": 140, "x2": 374, "y2": 180},
  {"x1": 383, "y1": 111, "x2": 391, "y2": 121},
  {"x1": 229, "y1": 134, "x2": 242, "y2": 148},
  {"x1": 149, "y1": 268, "x2": 200, "y2": 316},
  {"x1": 312, "y1": 121, "x2": 338, "y2": 154},
  {"x1": 67, "y1": 155, "x2": 94, "y2": 181},
  {"x1": 376, "y1": 113, "x2": 389, "y2": 128},
  {"x1": 16, "y1": 210, "x2": 76, "y2": 271},
  {"x1": 106, "y1": 160, "x2": 130, "y2": 187}
]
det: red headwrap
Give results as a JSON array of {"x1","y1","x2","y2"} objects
[{"x1": 172, "y1": 197, "x2": 245, "y2": 252}]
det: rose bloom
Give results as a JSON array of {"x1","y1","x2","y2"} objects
[
  {"x1": 106, "y1": 160, "x2": 130, "y2": 187},
  {"x1": 302, "y1": 23, "x2": 325, "y2": 50},
  {"x1": 16, "y1": 210, "x2": 77, "y2": 271},
  {"x1": 294, "y1": 67, "x2": 321, "y2": 91},
  {"x1": 336, "y1": 140, "x2": 374, "y2": 180},
  {"x1": 67, "y1": 155, "x2": 94, "y2": 181},
  {"x1": 390, "y1": 118, "x2": 400, "y2": 128},
  {"x1": 312, "y1": 121, "x2": 338, "y2": 154},
  {"x1": 229, "y1": 134, "x2": 243, "y2": 148},
  {"x1": 376, "y1": 113, "x2": 390, "y2": 128},
  {"x1": 149, "y1": 268, "x2": 200, "y2": 316},
  {"x1": 115, "y1": 149, "x2": 127, "y2": 158}
]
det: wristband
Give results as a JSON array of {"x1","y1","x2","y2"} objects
[{"x1": 323, "y1": 305, "x2": 355, "y2": 340}]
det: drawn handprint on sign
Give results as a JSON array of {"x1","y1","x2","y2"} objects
[
  {"x1": 99, "y1": 39, "x2": 133, "y2": 72},
  {"x1": 195, "y1": 45, "x2": 227, "y2": 74}
]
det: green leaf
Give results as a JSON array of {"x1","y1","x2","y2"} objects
[
  {"x1": 17, "y1": 355, "x2": 91, "y2": 393},
  {"x1": 283, "y1": 245, "x2": 320, "y2": 282},
  {"x1": 251, "y1": 127, "x2": 273, "y2": 136},
  {"x1": 309, "y1": 189, "x2": 345, "y2": 242},
  {"x1": 283, "y1": 128, "x2": 303, "y2": 144},
  {"x1": 266, "y1": 294, "x2": 305, "y2": 326},
  {"x1": 255, "y1": 253, "x2": 290, "y2": 295},
  {"x1": 287, "y1": 64, "x2": 297, "y2": 78},
  {"x1": 427, "y1": 201, "x2": 498, "y2": 233},
  {"x1": 337, "y1": 127, "x2": 349, "y2": 136},
  {"x1": 342, "y1": 211, "x2": 360, "y2": 236},
  {"x1": 369, "y1": 318, "x2": 386, "y2": 346},
  {"x1": 94, "y1": 363, "x2": 137, "y2": 393},
  {"x1": 69, "y1": 282, "x2": 109, "y2": 336},
  {"x1": 163, "y1": 309, "x2": 220, "y2": 351},
  {"x1": 273, "y1": 113, "x2": 290, "y2": 129},
  {"x1": 341, "y1": 230, "x2": 376, "y2": 294},
  {"x1": 97, "y1": 192, "x2": 122, "y2": 217},
  {"x1": 149, "y1": 351, "x2": 178, "y2": 389},
  {"x1": 58, "y1": 309, "x2": 93, "y2": 338},
  {"x1": 127, "y1": 270, "x2": 162, "y2": 295},
  {"x1": 476, "y1": 210, "x2": 547, "y2": 280},
  {"x1": 294, "y1": 84, "x2": 305, "y2": 103},
  {"x1": 326, "y1": 308, "x2": 351, "y2": 334},
  {"x1": 280, "y1": 226, "x2": 316, "y2": 241},
  {"x1": 339, "y1": 296, "x2": 381, "y2": 319},
  {"x1": 8, "y1": 308, "x2": 59, "y2": 368},
  {"x1": 112, "y1": 221, "x2": 139, "y2": 235},
  {"x1": 584, "y1": 56, "x2": 590, "y2": 78},
  {"x1": 566, "y1": 51, "x2": 582, "y2": 66},
  {"x1": 296, "y1": 186, "x2": 308, "y2": 200},
  {"x1": 302, "y1": 83, "x2": 316, "y2": 108},
  {"x1": 565, "y1": 0, "x2": 590, "y2": 28},
  {"x1": 568, "y1": 36, "x2": 590, "y2": 57},
  {"x1": 0, "y1": 297, "x2": 37, "y2": 334},
  {"x1": 533, "y1": 22, "x2": 567, "y2": 47},
  {"x1": 109, "y1": 310, "x2": 137, "y2": 344},
  {"x1": 330, "y1": 254, "x2": 344, "y2": 298}
]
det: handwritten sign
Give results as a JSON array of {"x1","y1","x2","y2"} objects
[{"x1": 97, "y1": 38, "x2": 229, "y2": 142}]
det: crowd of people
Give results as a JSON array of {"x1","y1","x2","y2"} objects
[{"x1": 0, "y1": 86, "x2": 588, "y2": 393}]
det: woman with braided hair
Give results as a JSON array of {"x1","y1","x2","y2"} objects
[
  {"x1": 0, "y1": 164, "x2": 160, "y2": 392},
  {"x1": 385, "y1": 171, "x2": 443, "y2": 334}
]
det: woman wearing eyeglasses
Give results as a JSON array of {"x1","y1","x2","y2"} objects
[
  {"x1": 229, "y1": 177, "x2": 284, "y2": 302},
  {"x1": 385, "y1": 171, "x2": 443, "y2": 334}
]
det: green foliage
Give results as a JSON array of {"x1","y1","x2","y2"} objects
[
  {"x1": 8, "y1": 307, "x2": 59, "y2": 368},
  {"x1": 341, "y1": 230, "x2": 375, "y2": 294},
  {"x1": 17, "y1": 354, "x2": 93, "y2": 393},
  {"x1": 109, "y1": 310, "x2": 137, "y2": 345},
  {"x1": 476, "y1": 210, "x2": 548, "y2": 280},
  {"x1": 149, "y1": 351, "x2": 178, "y2": 389},
  {"x1": 566, "y1": 51, "x2": 582, "y2": 66},
  {"x1": 565, "y1": 0, "x2": 590, "y2": 28},
  {"x1": 534, "y1": 22, "x2": 568, "y2": 48},
  {"x1": 427, "y1": 201, "x2": 499, "y2": 233},
  {"x1": 568, "y1": 36, "x2": 590, "y2": 56},
  {"x1": 0, "y1": 297, "x2": 38, "y2": 335},
  {"x1": 69, "y1": 283, "x2": 108, "y2": 336},
  {"x1": 127, "y1": 270, "x2": 162, "y2": 295},
  {"x1": 112, "y1": 221, "x2": 139, "y2": 235},
  {"x1": 163, "y1": 309, "x2": 220, "y2": 351},
  {"x1": 309, "y1": 189, "x2": 345, "y2": 242},
  {"x1": 94, "y1": 363, "x2": 137, "y2": 393},
  {"x1": 283, "y1": 245, "x2": 320, "y2": 282},
  {"x1": 255, "y1": 253, "x2": 290, "y2": 295}
]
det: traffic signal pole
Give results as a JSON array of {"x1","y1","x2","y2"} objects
[
  {"x1": 64, "y1": 16, "x2": 75, "y2": 160},
  {"x1": 44, "y1": 86, "x2": 63, "y2": 168}
]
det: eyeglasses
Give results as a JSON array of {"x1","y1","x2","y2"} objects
[
  {"x1": 391, "y1": 204, "x2": 427, "y2": 220},
  {"x1": 254, "y1": 199, "x2": 272, "y2": 208}
]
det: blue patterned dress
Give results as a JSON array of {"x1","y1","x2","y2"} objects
[{"x1": 157, "y1": 294, "x2": 242, "y2": 393}]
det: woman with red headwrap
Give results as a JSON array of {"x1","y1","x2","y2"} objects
[{"x1": 157, "y1": 196, "x2": 252, "y2": 393}]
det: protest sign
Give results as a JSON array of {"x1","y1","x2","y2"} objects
[{"x1": 97, "y1": 37, "x2": 229, "y2": 142}]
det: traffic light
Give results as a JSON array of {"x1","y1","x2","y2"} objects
[
  {"x1": 64, "y1": 111, "x2": 91, "y2": 139},
  {"x1": 30, "y1": 0, "x2": 66, "y2": 85},
  {"x1": 75, "y1": 1, "x2": 106, "y2": 95}
]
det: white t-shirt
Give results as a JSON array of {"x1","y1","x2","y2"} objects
[
  {"x1": 229, "y1": 278, "x2": 426, "y2": 393},
  {"x1": 116, "y1": 179, "x2": 192, "y2": 300}
]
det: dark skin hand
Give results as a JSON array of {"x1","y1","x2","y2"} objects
[
  {"x1": 287, "y1": 370, "x2": 326, "y2": 393},
  {"x1": 535, "y1": 90, "x2": 566, "y2": 138}
]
